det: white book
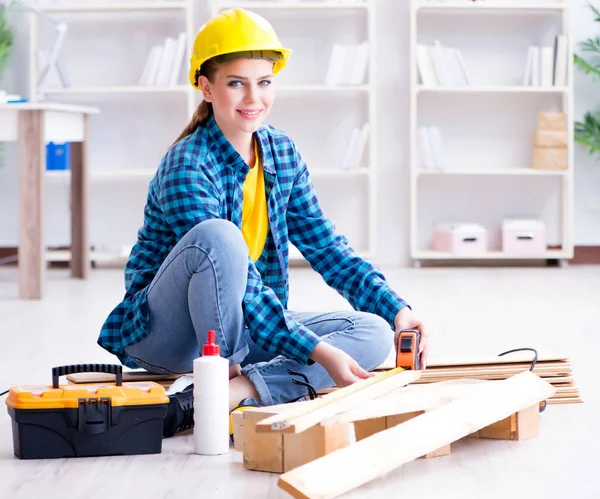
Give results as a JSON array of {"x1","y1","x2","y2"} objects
[
  {"x1": 169, "y1": 32, "x2": 187, "y2": 87},
  {"x1": 155, "y1": 37, "x2": 178, "y2": 87},
  {"x1": 416, "y1": 44, "x2": 438, "y2": 86},
  {"x1": 139, "y1": 45, "x2": 161, "y2": 86},
  {"x1": 145, "y1": 45, "x2": 164, "y2": 87},
  {"x1": 347, "y1": 41, "x2": 369, "y2": 86},
  {"x1": 523, "y1": 45, "x2": 535, "y2": 86},
  {"x1": 350, "y1": 123, "x2": 370, "y2": 169},
  {"x1": 453, "y1": 49, "x2": 470, "y2": 86},
  {"x1": 341, "y1": 127, "x2": 361, "y2": 170},
  {"x1": 429, "y1": 41, "x2": 452, "y2": 86},
  {"x1": 418, "y1": 126, "x2": 436, "y2": 170},
  {"x1": 531, "y1": 46, "x2": 541, "y2": 87},
  {"x1": 540, "y1": 46, "x2": 554, "y2": 87},
  {"x1": 338, "y1": 44, "x2": 356, "y2": 86},
  {"x1": 428, "y1": 126, "x2": 446, "y2": 170},
  {"x1": 553, "y1": 35, "x2": 568, "y2": 86},
  {"x1": 325, "y1": 43, "x2": 345, "y2": 86},
  {"x1": 445, "y1": 48, "x2": 467, "y2": 86}
]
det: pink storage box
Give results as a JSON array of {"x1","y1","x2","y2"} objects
[
  {"x1": 433, "y1": 223, "x2": 487, "y2": 255},
  {"x1": 502, "y1": 219, "x2": 546, "y2": 255}
]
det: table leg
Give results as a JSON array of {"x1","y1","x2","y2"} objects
[
  {"x1": 70, "y1": 115, "x2": 89, "y2": 279},
  {"x1": 18, "y1": 110, "x2": 45, "y2": 299}
]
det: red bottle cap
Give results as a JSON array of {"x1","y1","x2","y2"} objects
[{"x1": 202, "y1": 330, "x2": 220, "y2": 356}]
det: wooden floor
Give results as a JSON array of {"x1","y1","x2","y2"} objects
[{"x1": 0, "y1": 264, "x2": 598, "y2": 498}]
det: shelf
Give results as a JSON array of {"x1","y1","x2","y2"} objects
[
  {"x1": 45, "y1": 169, "x2": 157, "y2": 179},
  {"x1": 416, "y1": 168, "x2": 568, "y2": 176},
  {"x1": 416, "y1": 85, "x2": 569, "y2": 94},
  {"x1": 413, "y1": 249, "x2": 569, "y2": 260},
  {"x1": 45, "y1": 168, "x2": 370, "y2": 180},
  {"x1": 311, "y1": 168, "x2": 370, "y2": 176},
  {"x1": 278, "y1": 84, "x2": 371, "y2": 92},
  {"x1": 43, "y1": 85, "x2": 190, "y2": 95},
  {"x1": 218, "y1": 1, "x2": 370, "y2": 10},
  {"x1": 39, "y1": 2, "x2": 189, "y2": 13},
  {"x1": 415, "y1": 2, "x2": 567, "y2": 12}
]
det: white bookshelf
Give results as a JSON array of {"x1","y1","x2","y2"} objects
[
  {"x1": 409, "y1": 0, "x2": 574, "y2": 266},
  {"x1": 25, "y1": 0, "x2": 196, "y2": 263},
  {"x1": 40, "y1": 2, "x2": 190, "y2": 13},
  {"x1": 43, "y1": 85, "x2": 190, "y2": 94},
  {"x1": 212, "y1": 0, "x2": 377, "y2": 263}
]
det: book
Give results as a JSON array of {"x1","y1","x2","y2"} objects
[
  {"x1": 416, "y1": 44, "x2": 438, "y2": 86},
  {"x1": 418, "y1": 126, "x2": 436, "y2": 170},
  {"x1": 428, "y1": 126, "x2": 447, "y2": 170},
  {"x1": 169, "y1": 32, "x2": 187, "y2": 87},
  {"x1": 553, "y1": 35, "x2": 568, "y2": 86}
]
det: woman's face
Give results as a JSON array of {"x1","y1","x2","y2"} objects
[{"x1": 200, "y1": 57, "x2": 275, "y2": 137}]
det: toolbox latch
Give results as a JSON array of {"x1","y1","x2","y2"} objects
[{"x1": 78, "y1": 397, "x2": 111, "y2": 435}]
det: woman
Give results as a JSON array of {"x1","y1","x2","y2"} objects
[{"x1": 98, "y1": 8, "x2": 429, "y2": 436}]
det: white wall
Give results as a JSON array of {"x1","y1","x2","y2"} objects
[{"x1": 1, "y1": 0, "x2": 599, "y2": 267}]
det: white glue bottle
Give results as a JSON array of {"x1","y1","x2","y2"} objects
[{"x1": 193, "y1": 329, "x2": 229, "y2": 455}]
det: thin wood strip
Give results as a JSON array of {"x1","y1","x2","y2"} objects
[
  {"x1": 278, "y1": 372, "x2": 556, "y2": 499},
  {"x1": 377, "y1": 353, "x2": 569, "y2": 370},
  {"x1": 323, "y1": 379, "x2": 488, "y2": 425},
  {"x1": 256, "y1": 370, "x2": 421, "y2": 434},
  {"x1": 548, "y1": 397, "x2": 583, "y2": 404}
]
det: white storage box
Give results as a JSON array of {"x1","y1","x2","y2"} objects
[
  {"x1": 502, "y1": 219, "x2": 546, "y2": 255},
  {"x1": 433, "y1": 223, "x2": 487, "y2": 255}
]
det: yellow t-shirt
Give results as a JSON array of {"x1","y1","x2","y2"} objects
[{"x1": 241, "y1": 140, "x2": 268, "y2": 262}]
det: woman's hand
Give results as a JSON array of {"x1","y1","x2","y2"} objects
[
  {"x1": 309, "y1": 342, "x2": 374, "y2": 388},
  {"x1": 394, "y1": 306, "x2": 430, "y2": 369}
]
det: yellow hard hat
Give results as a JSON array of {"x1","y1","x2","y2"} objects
[{"x1": 189, "y1": 8, "x2": 292, "y2": 88}]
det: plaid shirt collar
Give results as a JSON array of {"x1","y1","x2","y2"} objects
[{"x1": 206, "y1": 114, "x2": 276, "y2": 175}]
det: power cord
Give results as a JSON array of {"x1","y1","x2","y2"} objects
[
  {"x1": 498, "y1": 347, "x2": 539, "y2": 371},
  {"x1": 0, "y1": 389, "x2": 9, "y2": 397}
]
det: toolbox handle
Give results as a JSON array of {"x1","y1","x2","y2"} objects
[{"x1": 52, "y1": 364, "x2": 123, "y2": 388}]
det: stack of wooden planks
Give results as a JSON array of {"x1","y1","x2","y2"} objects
[
  {"x1": 65, "y1": 352, "x2": 581, "y2": 406},
  {"x1": 235, "y1": 369, "x2": 557, "y2": 499},
  {"x1": 375, "y1": 352, "x2": 582, "y2": 405}
]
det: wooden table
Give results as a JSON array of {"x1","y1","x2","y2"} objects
[{"x1": 0, "y1": 102, "x2": 99, "y2": 299}]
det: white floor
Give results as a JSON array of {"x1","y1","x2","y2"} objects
[{"x1": 0, "y1": 264, "x2": 598, "y2": 499}]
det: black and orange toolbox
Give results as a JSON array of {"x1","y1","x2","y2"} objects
[{"x1": 6, "y1": 364, "x2": 169, "y2": 459}]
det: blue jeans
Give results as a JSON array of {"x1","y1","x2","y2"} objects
[{"x1": 125, "y1": 219, "x2": 394, "y2": 406}]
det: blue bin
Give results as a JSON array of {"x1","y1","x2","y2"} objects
[{"x1": 46, "y1": 142, "x2": 71, "y2": 171}]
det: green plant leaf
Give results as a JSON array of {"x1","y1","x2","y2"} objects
[
  {"x1": 580, "y1": 36, "x2": 600, "y2": 53},
  {"x1": 591, "y1": 1, "x2": 600, "y2": 21},
  {"x1": 575, "y1": 111, "x2": 600, "y2": 156},
  {"x1": 574, "y1": 53, "x2": 600, "y2": 80}
]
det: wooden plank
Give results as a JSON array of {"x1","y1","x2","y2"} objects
[
  {"x1": 278, "y1": 372, "x2": 555, "y2": 499},
  {"x1": 283, "y1": 423, "x2": 352, "y2": 472},
  {"x1": 354, "y1": 412, "x2": 450, "y2": 459},
  {"x1": 243, "y1": 408, "x2": 284, "y2": 473},
  {"x1": 477, "y1": 404, "x2": 539, "y2": 440},
  {"x1": 324, "y1": 379, "x2": 487, "y2": 425},
  {"x1": 231, "y1": 410, "x2": 245, "y2": 452},
  {"x1": 376, "y1": 353, "x2": 569, "y2": 370},
  {"x1": 256, "y1": 369, "x2": 420, "y2": 434},
  {"x1": 548, "y1": 397, "x2": 583, "y2": 404},
  {"x1": 18, "y1": 110, "x2": 45, "y2": 299},
  {"x1": 67, "y1": 371, "x2": 188, "y2": 383}
]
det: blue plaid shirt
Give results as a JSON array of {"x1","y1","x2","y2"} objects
[{"x1": 98, "y1": 115, "x2": 408, "y2": 368}]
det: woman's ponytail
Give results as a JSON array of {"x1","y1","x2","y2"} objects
[{"x1": 171, "y1": 58, "x2": 219, "y2": 146}]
